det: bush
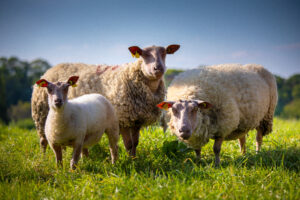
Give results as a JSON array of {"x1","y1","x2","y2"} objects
[
  {"x1": 281, "y1": 99, "x2": 300, "y2": 119},
  {"x1": 10, "y1": 118, "x2": 35, "y2": 130},
  {"x1": 8, "y1": 101, "x2": 31, "y2": 122}
]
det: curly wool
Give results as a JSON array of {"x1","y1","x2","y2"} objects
[
  {"x1": 32, "y1": 59, "x2": 165, "y2": 136},
  {"x1": 167, "y1": 64, "x2": 277, "y2": 149}
]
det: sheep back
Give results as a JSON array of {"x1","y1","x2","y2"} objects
[
  {"x1": 32, "y1": 59, "x2": 165, "y2": 132},
  {"x1": 167, "y1": 64, "x2": 277, "y2": 143}
]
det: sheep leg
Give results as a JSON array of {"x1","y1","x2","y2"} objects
[
  {"x1": 81, "y1": 148, "x2": 89, "y2": 158},
  {"x1": 213, "y1": 137, "x2": 223, "y2": 167},
  {"x1": 71, "y1": 143, "x2": 83, "y2": 170},
  {"x1": 238, "y1": 135, "x2": 246, "y2": 155},
  {"x1": 120, "y1": 127, "x2": 140, "y2": 157},
  {"x1": 130, "y1": 126, "x2": 141, "y2": 157},
  {"x1": 120, "y1": 127, "x2": 133, "y2": 154},
  {"x1": 39, "y1": 135, "x2": 48, "y2": 153},
  {"x1": 106, "y1": 127, "x2": 119, "y2": 164},
  {"x1": 195, "y1": 149, "x2": 201, "y2": 159},
  {"x1": 52, "y1": 144, "x2": 62, "y2": 167},
  {"x1": 256, "y1": 128, "x2": 263, "y2": 153}
]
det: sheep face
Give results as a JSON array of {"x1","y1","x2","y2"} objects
[
  {"x1": 128, "y1": 45, "x2": 180, "y2": 80},
  {"x1": 157, "y1": 100, "x2": 212, "y2": 141},
  {"x1": 36, "y1": 76, "x2": 79, "y2": 110}
]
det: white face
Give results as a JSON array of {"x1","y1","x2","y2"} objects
[
  {"x1": 157, "y1": 100, "x2": 212, "y2": 141},
  {"x1": 47, "y1": 82, "x2": 70, "y2": 109},
  {"x1": 170, "y1": 100, "x2": 202, "y2": 140}
]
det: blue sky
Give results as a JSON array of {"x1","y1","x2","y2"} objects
[{"x1": 0, "y1": 0, "x2": 299, "y2": 77}]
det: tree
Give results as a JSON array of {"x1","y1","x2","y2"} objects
[{"x1": 0, "y1": 57, "x2": 51, "y2": 123}]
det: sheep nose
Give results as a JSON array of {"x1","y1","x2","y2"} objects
[
  {"x1": 54, "y1": 99, "x2": 63, "y2": 107},
  {"x1": 179, "y1": 126, "x2": 191, "y2": 140}
]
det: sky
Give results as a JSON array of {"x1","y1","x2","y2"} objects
[{"x1": 0, "y1": 0, "x2": 299, "y2": 77}]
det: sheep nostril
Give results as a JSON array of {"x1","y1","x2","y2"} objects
[
  {"x1": 180, "y1": 132, "x2": 191, "y2": 140},
  {"x1": 179, "y1": 127, "x2": 191, "y2": 140},
  {"x1": 54, "y1": 99, "x2": 63, "y2": 107}
]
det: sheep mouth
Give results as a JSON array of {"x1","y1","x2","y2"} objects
[
  {"x1": 54, "y1": 103, "x2": 63, "y2": 108},
  {"x1": 153, "y1": 71, "x2": 164, "y2": 78}
]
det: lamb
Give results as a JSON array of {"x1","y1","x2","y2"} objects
[
  {"x1": 31, "y1": 44, "x2": 180, "y2": 156},
  {"x1": 36, "y1": 76, "x2": 119, "y2": 169},
  {"x1": 157, "y1": 64, "x2": 278, "y2": 165}
]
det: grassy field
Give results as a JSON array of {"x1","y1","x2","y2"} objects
[{"x1": 0, "y1": 118, "x2": 299, "y2": 199}]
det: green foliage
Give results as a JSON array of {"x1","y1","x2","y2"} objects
[
  {"x1": 281, "y1": 99, "x2": 300, "y2": 119},
  {"x1": 164, "y1": 69, "x2": 183, "y2": 87},
  {"x1": 10, "y1": 118, "x2": 35, "y2": 130},
  {"x1": 0, "y1": 57, "x2": 51, "y2": 123},
  {"x1": 8, "y1": 101, "x2": 31, "y2": 122},
  {"x1": 0, "y1": 118, "x2": 299, "y2": 199}
]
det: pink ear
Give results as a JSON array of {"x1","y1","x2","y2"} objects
[
  {"x1": 67, "y1": 76, "x2": 79, "y2": 86},
  {"x1": 166, "y1": 44, "x2": 180, "y2": 54},
  {"x1": 128, "y1": 46, "x2": 143, "y2": 55},
  {"x1": 156, "y1": 101, "x2": 174, "y2": 110},
  {"x1": 36, "y1": 79, "x2": 49, "y2": 87}
]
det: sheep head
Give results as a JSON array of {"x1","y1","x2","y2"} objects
[
  {"x1": 157, "y1": 100, "x2": 212, "y2": 140},
  {"x1": 128, "y1": 44, "x2": 180, "y2": 80},
  {"x1": 36, "y1": 76, "x2": 79, "y2": 109}
]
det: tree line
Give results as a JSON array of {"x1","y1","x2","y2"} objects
[{"x1": 0, "y1": 57, "x2": 299, "y2": 124}]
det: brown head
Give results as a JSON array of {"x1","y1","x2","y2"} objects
[
  {"x1": 157, "y1": 100, "x2": 212, "y2": 140},
  {"x1": 36, "y1": 76, "x2": 79, "y2": 110},
  {"x1": 128, "y1": 44, "x2": 180, "y2": 80}
]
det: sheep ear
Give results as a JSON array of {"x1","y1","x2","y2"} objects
[
  {"x1": 67, "y1": 76, "x2": 79, "y2": 87},
  {"x1": 195, "y1": 100, "x2": 212, "y2": 109},
  {"x1": 36, "y1": 79, "x2": 49, "y2": 87},
  {"x1": 157, "y1": 101, "x2": 175, "y2": 110},
  {"x1": 128, "y1": 46, "x2": 143, "y2": 58},
  {"x1": 166, "y1": 44, "x2": 180, "y2": 54}
]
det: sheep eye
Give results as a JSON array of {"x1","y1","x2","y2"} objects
[
  {"x1": 192, "y1": 107, "x2": 198, "y2": 113},
  {"x1": 172, "y1": 108, "x2": 178, "y2": 114},
  {"x1": 47, "y1": 87, "x2": 53, "y2": 93}
]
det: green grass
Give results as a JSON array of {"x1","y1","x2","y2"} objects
[{"x1": 0, "y1": 118, "x2": 299, "y2": 199}]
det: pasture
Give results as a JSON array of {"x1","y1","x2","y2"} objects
[{"x1": 0, "y1": 118, "x2": 299, "y2": 199}]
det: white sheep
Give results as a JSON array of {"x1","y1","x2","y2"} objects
[
  {"x1": 157, "y1": 64, "x2": 278, "y2": 165},
  {"x1": 36, "y1": 76, "x2": 119, "y2": 169},
  {"x1": 31, "y1": 44, "x2": 180, "y2": 156}
]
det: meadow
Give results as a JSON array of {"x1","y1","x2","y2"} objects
[{"x1": 0, "y1": 118, "x2": 299, "y2": 199}]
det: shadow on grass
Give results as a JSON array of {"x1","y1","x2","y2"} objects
[
  {"x1": 231, "y1": 146, "x2": 300, "y2": 172},
  {"x1": 112, "y1": 141, "x2": 300, "y2": 176}
]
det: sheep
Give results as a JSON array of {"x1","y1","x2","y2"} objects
[
  {"x1": 157, "y1": 64, "x2": 278, "y2": 166},
  {"x1": 31, "y1": 44, "x2": 180, "y2": 156},
  {"x1": 36, "y1": 76, "x2": 119, "y2": 169}
]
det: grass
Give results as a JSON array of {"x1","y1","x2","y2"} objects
[{"x1": 0, "y1": 118, "x2": 299, "y2": 199}]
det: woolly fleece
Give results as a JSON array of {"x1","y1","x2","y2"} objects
[
  {"x1": 167, "y1": 64, "x2": 277, "y2": 149},
  {"x1": 32, "y1": 59, "x2": 165, "y2": 140}
]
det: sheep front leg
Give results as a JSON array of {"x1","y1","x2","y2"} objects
[
  {"x1": 106, "y1": 127, "x2": 119, "y2": 164},
  {"x1": 256, "y1": 128, "x2": 263, "y2": 153},
  {"x1": 40, "y1": 136, "x2": 48, "y2": 153},
  {"x1": 120, "y1": 126, "x2": 140, "y2": 157},
  {"x1": 238, "y1": 135, "x2": 246, "y2": 155},
  {"x1": 81, "y1": 148, "x2": 89, "y2": 158},
  {"x1": 213, "y1": 137, "x2": 223, "y2": 167},
  {"x1": 52, "y1": 144, "x2": 62, "y2": 167},
  {"x1": 71, "y1": 143, "x2": 83, "y2": 170}
]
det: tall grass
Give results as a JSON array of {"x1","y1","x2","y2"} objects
[{"x1": 0, "y1": 118, "x2": 299, "y2": 199}]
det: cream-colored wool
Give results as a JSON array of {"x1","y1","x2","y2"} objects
[
  {"x1": 32, "y1": 59, "x2": 165, "y2": 142},
  {"x1": 167, "y1": 64, "x2": 277, "y2": 149}
]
